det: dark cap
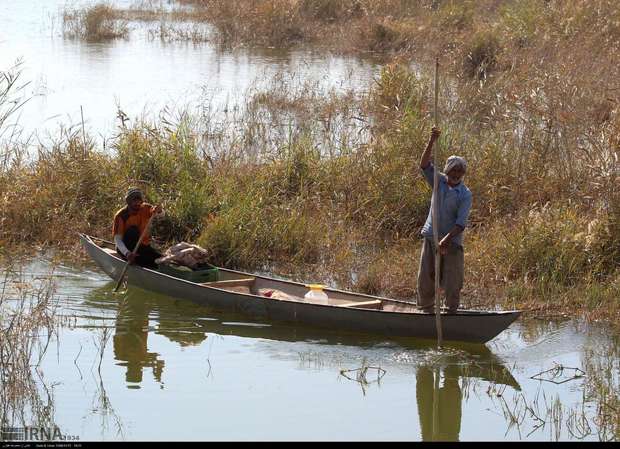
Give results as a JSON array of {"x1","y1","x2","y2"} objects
[{"x1": 125, "y1": 188, "x2": 143, "y2": 203}]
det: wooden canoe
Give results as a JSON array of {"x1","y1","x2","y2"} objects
[{"x1": 80, "y1": 234, "x2": 520, "y2": 343}]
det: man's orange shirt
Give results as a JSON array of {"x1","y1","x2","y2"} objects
[{"x1": 112, "y1": 203, "x2": 155, "y2": 245}]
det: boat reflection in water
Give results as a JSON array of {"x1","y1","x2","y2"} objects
[{"x1": 83, "y1": 283, "x2": 520, "y2": 440}]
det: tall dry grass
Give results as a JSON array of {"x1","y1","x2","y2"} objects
[
  {"x1": 61, "y1": 1, "x2": 217, "y2": 43},
  {"x1": 2, "y1": 56, "x2": 618, "y2": 307},
  {"x1": 63, "y1": 3, "x2": 129, "y2": 41},
  {"x1": 3, "y1": 0, "x2": 620, "y2": 324}
]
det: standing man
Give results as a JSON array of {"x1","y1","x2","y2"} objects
[
  {"x1": 113, "y1": 188, "x2": 163, "y2": 269},
  {"x1": 417, "y1": 128, "x2": 472, "y2": 313}
]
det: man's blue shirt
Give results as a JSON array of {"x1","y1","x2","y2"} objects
[{"x1": 420, "y1": 163, "x2": 472, "y2": 246}]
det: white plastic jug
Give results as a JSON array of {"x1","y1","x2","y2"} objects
[{"x1": 304, "y1": 284, "x2": 329, "y2": 305}]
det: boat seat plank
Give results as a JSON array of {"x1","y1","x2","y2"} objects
[
  {"x1": 337, "y1": 299, "x2": 382, "y2": 309},
  {"x1": 201, "y1": 278, "x2": 256, "y2": 294}
]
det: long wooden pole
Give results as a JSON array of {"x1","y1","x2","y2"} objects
[
  {"x1": 113, "y1": 214, "x2": 156, "y2": 292},
  {"x1": 80, "y1": 105, "x2": 87, "y2": 159},
  {"x1": 432, "y1": 57, "x2": 443, "y2": 347}
]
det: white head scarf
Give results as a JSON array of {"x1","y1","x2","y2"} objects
[
  {"x1": 444, "y1": 155, "x2": 467, "y2": 175},
  {"x1": 443, "y1": 156, "x2": 467, "y2": 184}
]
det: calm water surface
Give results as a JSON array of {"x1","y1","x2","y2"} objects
[
  {"x1": 0, "y1": 0, "x2": 379, "y2": 143},
  {"x1": 4, "y1": 257, "x2": 616, "y2": 442}
]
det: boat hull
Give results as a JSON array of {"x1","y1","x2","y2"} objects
[{"x1": 80, "y1": 234, "x2": 520, "y2": 343}]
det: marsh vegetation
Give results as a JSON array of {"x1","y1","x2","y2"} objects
[
  {"x1": 63, "y1": 3, "x2": 129, "y2": 41},
  {"x1": 1, "y1": 0, "x2": 619, "y2": 441},
  {"x1": 0, "y1": 261, "x2": 59, "y2": 429},
  {"x1": 1, "y1": 53, "x2": 618, "y2": 325}
]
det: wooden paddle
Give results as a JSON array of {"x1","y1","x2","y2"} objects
[
  {"x1": 432, "y1": 57, "x2": 443, "y2": 347},
  {"x1": 113, "y1": 213, "x2": 156, "y2": 292}
]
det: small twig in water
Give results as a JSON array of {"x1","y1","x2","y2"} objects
[{"x1": 531, "y1": 363, "x2": 586, "y2": 384}]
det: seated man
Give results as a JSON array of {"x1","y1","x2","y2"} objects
[{"x1": 113, "y1": 188, "x2": 163, "y2": 269}]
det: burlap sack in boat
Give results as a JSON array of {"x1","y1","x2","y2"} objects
[{"x1": 156, "y1": 242, "x2": 211, "y2": 269}]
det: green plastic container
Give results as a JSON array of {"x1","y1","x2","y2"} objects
[{"x1": 158, "y1": 263, "x2": 218, "y2": 283}]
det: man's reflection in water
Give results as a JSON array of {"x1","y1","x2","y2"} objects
[
  {"x1": 113, "y1": 295, "x2": 210, "y2": 385},
  {"x1": 416, "y1": 365, "x2": 462, "y2": 441},
  {"x1": 113, "y1": 298, "x2": 164, "y2": 384}
]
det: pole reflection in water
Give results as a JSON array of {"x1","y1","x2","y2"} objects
[
  {"x1": 417, "y1": 365, "x2": 462, "y2": 441},
  {"x1": 414, "y1": 346, "x2": 521, "y2": 442}
]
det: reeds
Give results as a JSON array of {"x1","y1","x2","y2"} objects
[
  {"x1": 583, "y1": 344, "x2": 620, "y2": 440},
  {"x1": 0, "y1": 263, "x2": 59, "y2": 428},
  {"x1": 489, "y1": 347, "x2": 620, "y2": 441},
  {"x1": 63, "y1": 3, "x2": 129, "y2": 41}
]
